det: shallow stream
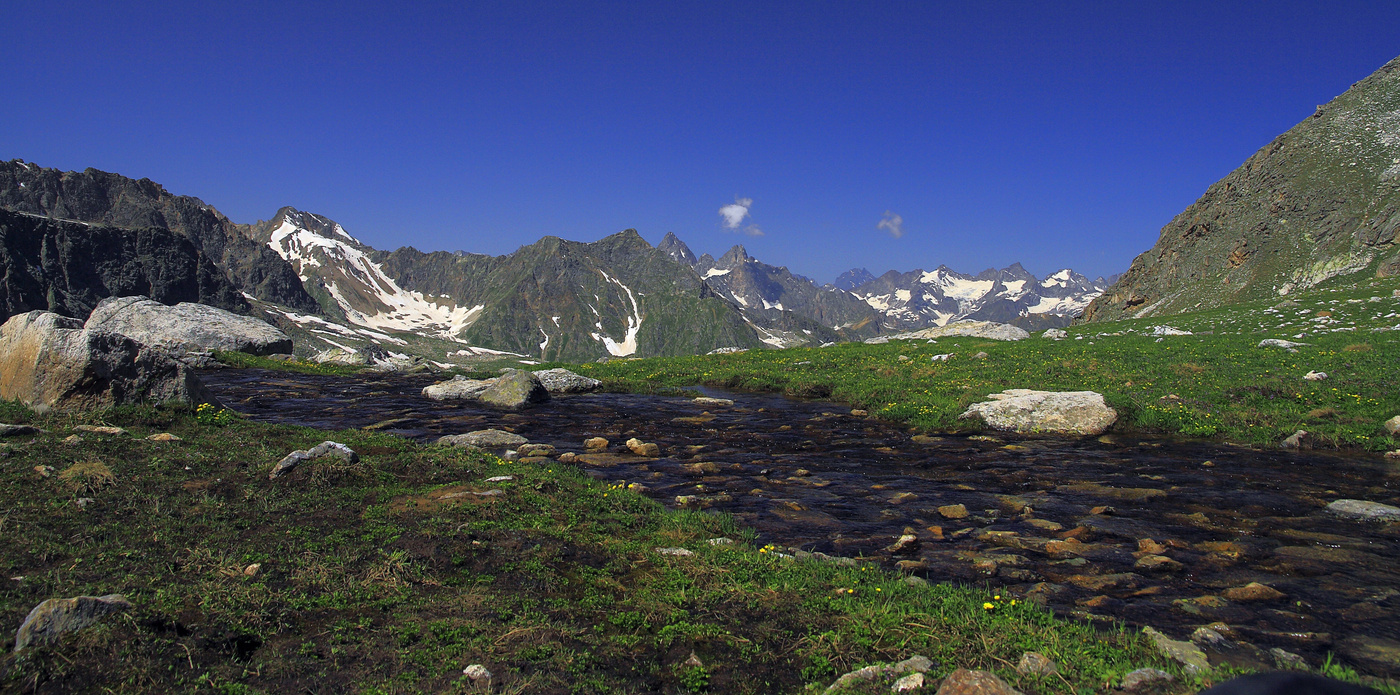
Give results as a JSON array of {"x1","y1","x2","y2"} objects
[{"x1": 201, "y1": 368, "x2": 1400, "y2": 676}]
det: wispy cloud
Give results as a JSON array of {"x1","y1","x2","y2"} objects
[
  {"x1": 740, "y1": 224, "x2": 763, "y2": 237},
  {"x1": 878, "y1": 210, "x2": 904, "y2": 239},
  {"x1": 719, "y1": 197, "x2": 753, "y2": 229}
]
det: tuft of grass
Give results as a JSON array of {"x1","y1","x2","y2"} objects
[{"x1": 58, "y1": 460, "x2": 116, "y2": 494}]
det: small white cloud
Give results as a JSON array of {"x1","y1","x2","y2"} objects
[
  {"x1": 741, "y1": 224, "x2": 763, "y2": 237},
  {"x1": 719, "y1": 197, "x2": 753, "y2": 229},
  {"x1": 878, "y1": 210, "x2": 904, "y2": 239}
]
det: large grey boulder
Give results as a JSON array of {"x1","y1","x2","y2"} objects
[
  {"x1": 893, "y1": 321, "x2": 1030, "y2": 341},
  {"x1": 14, "y1": 594, "x2": 132, "y2": 651},
  {"x1": 0, "y1": 311, "x2": 218, "y2": 410},
  {"x1": 480, "y1": 370, "x2": 550, "y2": 409},
  {"x1": 422, "y1": 375, "x2": 493, "y2": 400},
  {"x1": 532, "y1": 368, "x2": 601, "y2": 393},
  {"x1": 85, "y1": 296, "x2": 292, "y2": 356},
  {"x1": 960, "y1": 389, "x2": 1117, "y2": 435}
]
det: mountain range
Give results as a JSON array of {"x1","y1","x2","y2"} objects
[{"x1": 1, "y1": 159, "x2": 1110, "y2": 362}]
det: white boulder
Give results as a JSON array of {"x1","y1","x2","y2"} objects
[
  {"x1": 960, "y1": 389, "x2": 1117, "y2": 436},
  {"x1": 85, "y1": 296, "x2": 292, "y2": 356}
]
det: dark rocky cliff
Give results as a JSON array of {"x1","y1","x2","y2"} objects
[
  {"x1": 0, "y1": 160, "x2": 319, "y2": 313},
  {"x1": 0, "y1": 209, "x2": 244, "y2": 320}
]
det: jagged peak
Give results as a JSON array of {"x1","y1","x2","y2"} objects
[
  {"x1": 657, "y1": 232, "x2": 698, "y2": 267},
  {"x1": 718, "y1": 244, "x2": 751, "y2": 267}
]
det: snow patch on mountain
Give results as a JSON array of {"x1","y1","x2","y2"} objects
[
  {"x1": 266, "y1": 211, "x2": 487, "y2": 341},
  {"x1": 591, "y1": 270, "x2": 642, "y2": 356}
]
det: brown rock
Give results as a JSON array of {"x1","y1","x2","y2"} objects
[
  {"x1": 625, "y1": 438, "x2": 660, "y2": 457},
  {"x1": 146, "y1": 432, "x2": 182, "y2": 442},
  {"x1": 1058, "y1": 483, "x2": 1165, "y2": 502},
  {"x1": 1058, "y1": 526, "x2": 1093, "y2": 540},
  {"x1": 1044, "y1": 539, "x2": 1083, "y2": 557},
  {"x1": 1134, "y1": 555, "x2": 1184, "y2": 572},
  {"x1": 1023, "y1": 518, "x2": 1063, "y2": 532},
  {"x1": 1078, "y1": 595, "x2": 1120, "y2": 609},
  {"x1": 1222, "y1": 582, "x2": 1285, "y2": 602},
  {"x1": 681, "y1": 462, "x2": 721, "y2": 475},
  {"x1": 557, "y1": 452, "x2": 578, "y2": 464},
  {"x1": 889, "y1": 492, "x2": 918, "y2": 505},
  {"x1": 1173, "y1": 595, "x2": 1229, "y2": 616},
  {"x1": 926, "y1": 526, "x2": 944, "y2": 540},
  {"x1": 1137, "y1": 538, "x2": 1167, "y2": 555},
  {"x1": 1066, "y1": 573, "x2": 1141, "y2": 592},
  {"x1": 934, "y1": 668, "x2": 1023, "y2": 695},
  {"x1": 938, "y1": 504, "x2": 969, "y2": 519},
  {"x1": 583, "y1": 437, "x2": 609, "y2": 450}
]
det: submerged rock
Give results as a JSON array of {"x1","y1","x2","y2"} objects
[
  {"x1": 1327, "y1": 499, "x2": 1400, "y2": 521},
  {"x1": 960, "y1": 389, "x2": 1117, "y2": 436}
]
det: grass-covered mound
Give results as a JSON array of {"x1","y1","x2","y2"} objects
[
  {"x1": 570, "y1": 278, "x2": 1400, "y2": 452},
  {"x1": 0, "y1": 402, "x2": 1185, "y2": 694}
]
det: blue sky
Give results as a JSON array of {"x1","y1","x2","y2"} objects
[{"x1": 5, "y1": 2, "x2": 1399, "y2": 283}]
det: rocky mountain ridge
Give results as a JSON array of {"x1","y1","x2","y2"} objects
[
  {"x1": 2, "y1": 159, "x2": 1111, "y2": 362},
  {"x1": 1085, "y1": 54, "x2": 1400, "y2": 321},
  {"x1": 0, "y1": 160, "x2": 318, "y2": 313}
]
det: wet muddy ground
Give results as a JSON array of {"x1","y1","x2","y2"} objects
[{"x1": 202, "y1": 368, "x2": 1400, "y2": 677}]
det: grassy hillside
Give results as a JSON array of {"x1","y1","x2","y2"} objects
[{"x1": 569, "y1": 276, "x2": 1400, "y2": 452}]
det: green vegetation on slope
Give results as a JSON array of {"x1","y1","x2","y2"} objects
[
  {"x1": 0, "y1": 402, "x2": 1189, "y2": 694},
  {"x1": 570, "y1": 277, "x2": 1400, "y2": 452}
]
